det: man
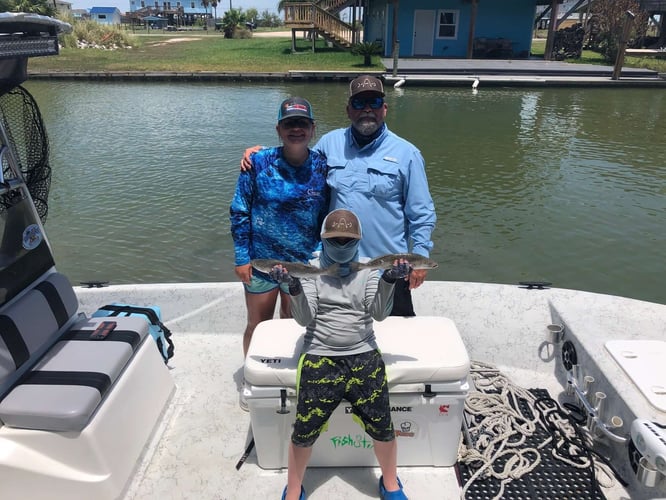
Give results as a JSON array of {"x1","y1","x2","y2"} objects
[
  {"x1": 243, "y1": 75, "x2": 436, "y2": 316},
  {"x1": 270, "y1": 209, "x2": 411, "y2": 500},
  {"x1": 315, "y1": 75, "x2": 436, "y2": 315}
]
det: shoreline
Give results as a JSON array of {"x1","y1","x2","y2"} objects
[{"x1": 27, "y1": 69, "x2": 666, "y2": 88}]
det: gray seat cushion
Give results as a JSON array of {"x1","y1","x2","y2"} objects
[
  {"x1": 0, "y1": 315, "x2": 149, "y2": 431},
  {"x1": 0, "y1": 272, "x2": 79, "y2": 387}
]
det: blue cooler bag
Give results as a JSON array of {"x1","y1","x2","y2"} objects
[{"x1": 92, "y1": 303, "x2": 175, "y2": 363}]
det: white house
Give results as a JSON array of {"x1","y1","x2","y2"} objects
[{"x1": 90, "y1": 7, "x2": 122, "y2": 25}]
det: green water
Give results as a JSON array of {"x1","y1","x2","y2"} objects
[{"x1": 25, "y1": 81, "x2": 666, "y2": 304}]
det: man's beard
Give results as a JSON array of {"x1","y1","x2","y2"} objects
[{"x1": 353, "y1": 116, "x2": 380, "y2": 136}]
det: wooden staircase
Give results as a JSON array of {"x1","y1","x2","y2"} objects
[{"x1": 283, "y1": 1, "x2": 359, "y2": 49}]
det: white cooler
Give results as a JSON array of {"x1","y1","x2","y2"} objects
[{"x1": 244, "y1": 316, "x2": 470, "y2": 469}]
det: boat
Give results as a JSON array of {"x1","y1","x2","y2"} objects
[{"x1": 1, "y1": 13, "x2": 665, "y2": 500}]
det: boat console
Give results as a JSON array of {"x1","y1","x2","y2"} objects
[{"x1": 0, "y1": 14, "x2": 175, "y2": 499}]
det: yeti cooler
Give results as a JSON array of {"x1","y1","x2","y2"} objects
[{"x1": 244, "y1": 316, "x2": 470, "y2": 469}]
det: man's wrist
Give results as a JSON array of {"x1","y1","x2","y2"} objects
[
  {"x1": 288, "y1": 278, "x2": 302, "y2": 295},
  {"x1": 381, "y1": 272, "x2": 397, "y2": 284}
]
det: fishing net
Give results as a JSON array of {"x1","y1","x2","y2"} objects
[{"x1": 0, "y1": 85, "x2": 51, "y2": 223}]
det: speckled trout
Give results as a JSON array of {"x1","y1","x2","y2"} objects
[
  {"x1": 250, "y1": 259, "x2": 340, "y2": 277},
  {"x1": 351, "y1": 253, "x2": 438, "y2": 271},
  {"x1": 251, "y1": 253, "x2": 437, "y2": 277}
]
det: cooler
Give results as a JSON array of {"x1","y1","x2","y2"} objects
[{"x1": 244, "y1": 316, "x2": 470, "y2": 469}]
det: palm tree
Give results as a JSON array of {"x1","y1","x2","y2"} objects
[
  {"x1": 201, "y1": 0, "x2": 210, "y2": 19},
  {"x1": 351, "y1": 41, "x2": 382, "y2": 66},
  {"x1": 8, "y1": 0, "x2": 55, "y2": 15},
  {"x1": 211, "y1": 0, "x2": 218, "y2": 19},
  {"x1": 277, "y1": 0, "x2": 300, "y2": 13}
]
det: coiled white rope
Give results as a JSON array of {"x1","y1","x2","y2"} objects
[{"x1": 458, "y1": 361, "x2": 616, "y2": 499}]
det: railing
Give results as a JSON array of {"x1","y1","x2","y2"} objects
[
  {"x1": 316, "y1": 0, "x2": 354, "y2": 15},
  {"x1": 284, "y1": 3, "x2": 354, "y2": 47}
]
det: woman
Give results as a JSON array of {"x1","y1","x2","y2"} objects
[{"x1": 229, "y1": 96, "x2": 328, "y2": 410}]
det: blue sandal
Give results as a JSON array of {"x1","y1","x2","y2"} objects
[
  {"x1": 379, "y1": 476, "x2": 408, "y2": 500},
  {"x1": 281, "y1": 485, "x2": 306, "y2": 500}
]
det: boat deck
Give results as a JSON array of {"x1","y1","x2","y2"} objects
[
  {"x1": 70, "y1": 281, "x2": 666, "y2": 500},
  {"x1": 122, "y1": 331, "x2": 629, "y2": 500},
  {"x1": 123, "y1": 332, "x2": 463, "y2": 499}
]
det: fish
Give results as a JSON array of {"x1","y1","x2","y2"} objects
[
  {"x1": 251, "y1": 253, "x2": 437, "y2": 279},
  {"x1": 250, "y1": 259, "x2": 339, "y2": 277},
  {"x1": 351, "y1": 253, "x2": 439, "y2": 271}
]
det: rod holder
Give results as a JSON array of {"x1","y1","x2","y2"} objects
[
  {"x1": 583, "y1": 375, "x2": 594, "y2": 396},
  {"x1": 547, "y1": 323, "x2": 565, "y2": 343},
  {"x1": 587, "y1": 392, "x2": 605, "y2": 433},
  {"x1": 566, "y1": 364, "x2": 579, "y2": 396},
  {"x1": 566, "y1": 366, "x2": 627, "y2": 444},
  {"x1": 637, "y1": 457, "x2": 661, "y2": 487}
]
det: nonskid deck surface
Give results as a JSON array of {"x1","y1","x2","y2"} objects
[
  {"x1": 124, "y1": 332, "x2": 625, "y2": 500},
  {"x1": 124, "y1": 332, "x2": 461, "y2": 499}
]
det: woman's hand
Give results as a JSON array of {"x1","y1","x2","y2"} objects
[{"x1": 235, "y1": 263, "x2": 252, "y2": 284}]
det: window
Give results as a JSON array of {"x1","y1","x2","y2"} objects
[
  {"x1": 141, "y1": 1, "x2": 145, "y2": 7},
  {"x1": 98, "y1": 14, "x2": 107, "y2": 19},
  {"x1": 437, "y1": 10, "x2": 458, "y2": 39},
  {"x1": 190, "y1": 1, "x2": 194, "y2": 8}
]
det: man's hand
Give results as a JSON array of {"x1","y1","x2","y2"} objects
[
  {"x1": 382, "y1": 259, "x2": 412, "y2": 283},
  {"x1": 235, "y1": 263, "x2": 252, "y2": 285},
  {"x1": 409, "y1": 269, "x2": 428, "y2": 290},
  {"x1": 240, "y1": 145, "x2": 263, "y2": 171}
]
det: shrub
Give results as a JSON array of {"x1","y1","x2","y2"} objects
[
  {"x1": 351, "y1": 41, "x2": 382, "y2": 66},
  {"x1": 59, "y1": 18, "x2": 137, "y2": 49}
]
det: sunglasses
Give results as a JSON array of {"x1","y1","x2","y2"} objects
[
  {"x1": 281, "y1": 118, "x2": 312, "y2": 129},
  {"x1": 350, "y1": 96, "x2": 384, "y2": 110}
]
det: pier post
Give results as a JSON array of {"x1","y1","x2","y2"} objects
[{"x1": 612, "y1": 11, "x2": 636, "y2": 80}]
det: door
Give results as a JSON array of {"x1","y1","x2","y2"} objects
[{"x1": 413, "y1": 10, "x2": 435, "y2": 56}]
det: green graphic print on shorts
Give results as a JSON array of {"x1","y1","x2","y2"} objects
[{"x1": 291, "y1": 350, "x2": 395, "y2": 447}]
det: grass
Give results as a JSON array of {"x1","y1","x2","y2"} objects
[
  {"x1": 530, "y1": 37, "x2": 666, "y2": 72},
  {"x1": 28, "y1": 31, "x2": 666, "y2": 74},
  {"x1": 28, "y1": 32, "x2": 382, "y2": 73}
]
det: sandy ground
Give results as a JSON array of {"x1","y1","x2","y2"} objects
[{"x1": 251, "y1": 30, "x2": 292, "y2": 37}]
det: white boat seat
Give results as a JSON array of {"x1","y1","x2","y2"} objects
[{"x1": 0, "y1": 272, "x2": 149, "y2": 432}]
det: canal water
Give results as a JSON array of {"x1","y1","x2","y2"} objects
[{"x1": 24, "y1": 81, "x2": 665, "y2": 304}]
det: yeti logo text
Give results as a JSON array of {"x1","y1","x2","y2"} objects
[{"x1": 260, "y1": 358, "x2": 281, "y2": 364}]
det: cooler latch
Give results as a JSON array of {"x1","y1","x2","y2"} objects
[
  {"x1": 423, "y1": 384, "x2": 436, "y2": 398},
  {"x1": 276, "y1": 389, "x2": 290, "y2": 414}
]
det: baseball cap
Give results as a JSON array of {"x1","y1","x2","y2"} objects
[
  {"x1": 349, "y1": 75, "x2": 385, "y2": 97},
  {"x1": 321, "y1": 209, "x2": 362, "y2": 240},
  {"x1": 277, "y1": 97, "x2": 314, "y2": 122}
]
